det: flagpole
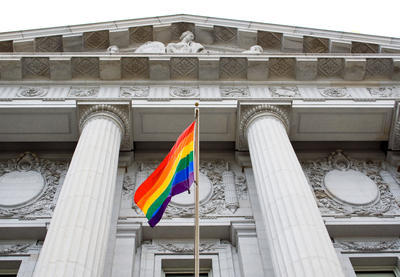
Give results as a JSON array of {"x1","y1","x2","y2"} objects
[{"x1": 194, "y1": 103, "x2": 200, "y2": 277}]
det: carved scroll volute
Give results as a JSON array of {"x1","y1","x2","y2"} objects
[{"x1": 223, "y1": 163, "x2": 239, "y2": 213}]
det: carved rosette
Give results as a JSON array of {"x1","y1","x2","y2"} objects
[
  {"x1": 170, "y1": 87, "x2": 199, "y2": 97},
  {"x1": 0, "y1": 152, "x2": 68, "y2": 218},
  {"x1": 125, "y1": 160, "x2": 247, "y2": 218},
  {"x1": 302, "y1": 150, "x2": 399, "y2": 216},
  {"x1": 238, "y1": 104, "x2": 290, "y2": 150},
  {"x1": 319, "y1": 87, "x2": 348, "y2": 97},
  {"x1": 17, "y1": 87, "x2": 48, "y2": 97},
  {"x1": 78, "y1": 104, "x2": 132, "y2": 151}
]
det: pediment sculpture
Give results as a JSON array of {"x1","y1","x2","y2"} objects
[{"x1": 135, "y1": 31, "x2": 206, "y2": 54}]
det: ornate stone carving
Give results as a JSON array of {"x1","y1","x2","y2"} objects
[
  {"x1": 134, "y1": 41, "x2": 165, "y2": 53},
  {"x1": 120, "y1": 86, "x2": 149, "y2": 97},
  {"x1": 269, "y1": 86, "x2": 299, "y2": 97},
  {"x1": 170, "y1": 87, "x2": 199, "y2": 97},
  {"x1": 220, "y1": 58, "x2": 247, "y2": 80},
  {"x1": 83, "y1": 30, "x2": 109, "y2": 49},
  {"x1": 68, "y1": 87, "x2": 99, "y2": 97},
  {"x1": 78, "y1": 104, "x2": 132, "y2": 150},
  {"x1": 242, "y1": 45, "x2": 263, "y2": 54},
  {"x1": 129, "y1": 26, "x2": 153, "y2": 43},
  {"x1": 154, "y1": 240, "x2": 219, "y2": 253},
  {"x1": 127, "y1": 160, "x2": 247, "y2": 218},
  {"x1": 319, "y1": 87, "x2": 348, "y2": 97},
  {"x1": 367, "y1": 87, "x2": 400, "y2": 97},
  {"x1": 71, "y1": 57, "x2": 99, "y2": 79},
  {"x1": 214, "y1": 26, "x2": 237, "y2": 43},
  {"x1": 221, "y1": 87, "x2": 249, "y2": 97},
  {"x1": 389, "y1": 103, "x2": 400, "y2": 150},
  {"x1": 239, "y1": 104, "x2": 290, "y2": 149},
  {"x1": 223, "y1": 164, "x2": 239, "y2": 213},
  {"x1": 167, "y1": 31, "x2": 204, "y2": 54},
  {"x1": 170, "y1": 57, "x2": 198, "y2": 80},
  {"x1": 269, "y1": 58, "x2": 295, "y2": 78},
  {"x1": 352, "y1": 41, "x2": 379, "y2": 53},
  {"x1": 303, "y1": 36, "x2": 329, "y2": 53},
  {"x1": 366, "y1": 58, "x2": 393, "y2": 78},
  {"x1": 301, "y1": 150, "x2": 399, "y2": 216},
  {"x1": 334, "y1": 240, "x2": 400, "y2": 252},
  {"x1": 35, "y1": 35, "x2": 63, "y2": 52},
  {"x1": 0, "y1": 243, "x2": 33, "y2": 255},
  {"x1": 22, "y1": 57, "x2": 50, "y2": 79},
  {"x1": 0, "y1": 152, "x2": 68, "y2": 218},
  {"x1": 318, "y1": 58, "x2": 344, "y2": 77},
  {"x1": 107, "y1": 45, "x2": 119, "y2": 53},
  {"x1": 17, "y1": 87, "x2": 48, "y2": 97},
  {"x1": 257, "y1": 31, "x2": 282, "y2": 49},
  {"x1": 121, "y1": 57, "x2": 149, "y2": 79}
]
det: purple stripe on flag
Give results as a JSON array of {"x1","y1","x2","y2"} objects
[
  {"x1": 148, "y1": 196, "x2": 171, "y2": 227},
  {"x1": 171, "y1": 172, "x2": 194, "y2": 196}
]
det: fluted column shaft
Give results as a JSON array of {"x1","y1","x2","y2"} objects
[
  {"x1": 33, "y1": 111, "x2": 123, "y2": 277},
  {"x1": 245, "y1": 109, "x2": 344, "y2": 277}
]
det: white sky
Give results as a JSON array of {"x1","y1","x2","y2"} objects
[{"x1": 1, "y1": 0, "x2": 400, "y2": 38}]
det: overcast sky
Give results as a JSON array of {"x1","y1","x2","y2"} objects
[{"x1": 1, "y1": 0, "x2": 399, "y2": 38}]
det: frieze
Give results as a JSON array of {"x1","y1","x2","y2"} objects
[
  {"x1": 334, "y1": 239, "x2": 400, "y2": 252},
  {"x1": 124, "y1": 160, "x2": 247, "y2": 218},
  {"x1": 367, "y1": 87, "x2": 400, "y2": 97},
  {"x1": 0, "y1": 153, "x2": 68, "y2": 219},
  {"x1": 301, "y1": 150, "x2": 399, "y2": 216},
  {"x1": 68, "y1": 87, "x2": 99, "y2": 97},
  {"x1": 269, "y1": 86, "x2": 299, "y2": 97},
  {"x1": 220, "y1": 87, "x2": 250, "y2": 97},
  {"x1": 120, "y1": 86, "x2": 149, "y2": 97}
]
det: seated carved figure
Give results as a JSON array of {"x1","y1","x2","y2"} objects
[
  {"x1": 134, "y1": 31, "x2": 205, "y2": 54},
  {"x1": 166, "y1": 31, "x2": 205, "y2": 53}
]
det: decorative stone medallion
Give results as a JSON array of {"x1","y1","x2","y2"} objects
[
  {"x1": 324, "y1": 169, "x2": 379, "y2": 205},
  {"x1": 170, "y1": 86, "x2": 199, "y2": 97},
  {"x1": 319, "y1": 87, "x2": 348, "y2": 97},
  {"x1": 0, "y1": 152, "x2": 68, "y2": 218},
  {"x1": 170, "y1": 173, "x2": 213, "y2": 206},
  {"x1": 302, "y1": 150, "x2": 398, "y2": 216},
  {"x1": 17, "y1": 87, "x2": 48, "y2": 97}
]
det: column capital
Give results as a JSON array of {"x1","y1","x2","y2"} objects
[
  {"x1": 238, "y1": 104, "x2": 290, "y2": 150},
  {"x1": 78, "y1": 103, "x2": 132, "y2": 151}
]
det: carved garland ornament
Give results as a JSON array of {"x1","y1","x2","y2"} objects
[
  {"x1": 123, "y1": 160, "x2": 247, "y2": 218},
  {"x1": 0, "y1": 243, "x2": 33, "y2": 255},
  {"x1": 301, "y1": 150, "x2": 398, "y2": 216},
  {"x1": 0, "y1": 152, "x2": 68, "y2": 218},
  {"x1": 334, "y1": 240, "x2": 400, "y2": 252}
]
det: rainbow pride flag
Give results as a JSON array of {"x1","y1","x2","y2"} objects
[{"x1": 134, "y1": 121, "x2": 196, "y2": 227}]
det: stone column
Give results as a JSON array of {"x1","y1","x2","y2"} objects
[
  {"x1": 33, "y1": 105, "x2": 129, "y2": 277},
  {"x1": 240, "y1": 105, "x2": 345, "y2": 277}
]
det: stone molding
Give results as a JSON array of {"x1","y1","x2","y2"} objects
[
  {"x1": 238, "y1": 104, "x2": 290, "y2": 150},
  {"x1": 78, "y1": 103, "x2": 132, "y2": 151},
  {"x1": 0, "y1": 242, "x2": 34, "y2": 255}
]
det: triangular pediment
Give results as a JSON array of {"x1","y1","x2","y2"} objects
[{"x1": 0, "y1": 14, "x2": 399, "y2": 54}]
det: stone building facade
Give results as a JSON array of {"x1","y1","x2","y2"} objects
[{"x1": 0, "y1": 14, "x2": 400, "y2": 277}]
